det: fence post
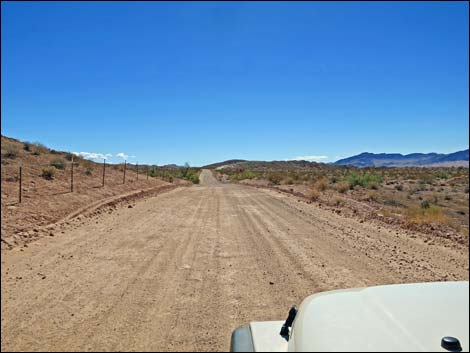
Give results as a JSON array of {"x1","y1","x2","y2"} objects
[
  {"x1": 147, "y1": 165, "x2": 149, "y2": 180},
  {"x1": 71, "y1": 156, "x2": 74, "y2": 192},
  {"x1": 19, "y1": 165, "x2": 22, "y2": 204},
  {"x1": 136, "y1": 162, "x2": 139, "y2": 180},
  {"x1": 102, "y1": 159, "x2": 106, "y2": 187},
  {"x1": 123, "y1": 160, "x2": 126, "y2": 184}
]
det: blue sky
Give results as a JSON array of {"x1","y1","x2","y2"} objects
[{"x1": 2, "y1": 1, "x2": 468, "y2": 166}]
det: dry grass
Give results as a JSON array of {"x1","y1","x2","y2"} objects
[
  {"x1": 405, "y1": 205, "x2": 451, "y2": 226},
  {"x1": 306, "y1": 188, "x2": 320, "y2": 201},
  {"x1": 334, "y1": 196, "x2": 344, "y2": 206},
  {"x1": 314, "y1": 178, "x2": 328, "y2": 192},
  {"x1": 335, "y1": 182, "x2": 349, "y2": 193}
]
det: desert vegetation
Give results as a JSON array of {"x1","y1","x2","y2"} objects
[
  {"x1": 214, "y1": 162, "x2": 469, "y2": 239},
  {"x1": 148, "y1": 163, "x2": 200, "y2": 184}
]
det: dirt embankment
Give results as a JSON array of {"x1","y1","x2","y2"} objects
[
  {"x1": 1, "y1": 170, "x2": 468, "y2": 351},
  {"x1": 1, "y1": 136, "x2": 192, "y2": 250}
]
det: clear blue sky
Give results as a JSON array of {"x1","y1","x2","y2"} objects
[{"x1": 2, "y1": 1, "x2": 468, "y2": 166}]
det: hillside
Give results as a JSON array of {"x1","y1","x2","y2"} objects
[
  {"x1": 203, "y1": 159, "x2": 335, "y2": 171},
  {"x1": 334, "y1": 150, "x2": 469, "y2": 167},
  {"x1": 202, "y1": 159, "x2": 247, "y2": 169},
  {"x1": 0, "y1": 136, "x2": 182, "y2": 249}
]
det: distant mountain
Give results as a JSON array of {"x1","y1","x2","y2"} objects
[{"x1": 334, "y1": 149, "x2": 469, "y2": 167}]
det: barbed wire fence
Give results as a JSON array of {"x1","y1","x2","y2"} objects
[{"x1": 1, "y1": 158, "x2": 163, "y2": 205}]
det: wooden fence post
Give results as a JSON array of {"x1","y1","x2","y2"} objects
[
  {"x1": 102, "y1": 159, "x2": 106, "y2": 187},
  {"x1": 136, "y1": 162, "x2": 139, "y2": 180},
  {"x1": 147, "y1": 166, "x2": 149, "y2": 180},
  {"x1": 18, "y1": 165, "x2": 22, "y2": 204},
  {"x1": 123, "y1": 160, "x2": 126, "y2": 184}
]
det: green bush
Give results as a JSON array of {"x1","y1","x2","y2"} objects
[
  {"x1": 186, "y1": 173, "x2": 200, "y2": 184},
  {"x1": 434, "y1": 172, "x2": 449, "y2": 180},
  {"x1": 420, "y1": 200, "x2": 430, "y2": 209},
  {"x1": 345, "y1": 172, "x2": 383, "y2": 190}
]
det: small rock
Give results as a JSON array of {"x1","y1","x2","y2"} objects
[
  {"x1": 128, "y1": 205, "x2": 133, "y2": 208},
  {"x1": 49, "y1": 233, "x2": 54, "y2": 237},
  {"x1": 269, "y1": 281, "x2": 274, "y2": 285}
]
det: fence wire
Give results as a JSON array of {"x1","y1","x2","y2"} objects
[{"x1": 1, "y1": 159, "x2": 160, "y2": 205}]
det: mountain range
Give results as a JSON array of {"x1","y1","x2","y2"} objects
[
  {"x1": 203, "y1": 149, "x2": 469, "y2": 169},
  {"x1": 333, "y1": 149, "x2": 469, "y2": 167}
]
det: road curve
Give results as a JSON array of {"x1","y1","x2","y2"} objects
[{"x1": 1, "y1": 170, "x2": 468, "y2": 351}]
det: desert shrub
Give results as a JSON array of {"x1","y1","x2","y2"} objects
[
  {"x1": 336, "y1": 182, "x2": 349, "y2": 193},
  {"x1": 420, "y1": 200, "x2": 430, "y2": 209},
  {"x1": 282, "y1": 177, "x2": 294, "y2": 185},
  {"x1": 177, "y1": 165, "x2": 200, "y2": 184},
  {"x1": 3, "y1": 145, "x2": 19, "y2": 159},
  {"x1": 314, "y1": 178, "x2": 328, "y2": 192},
  {"x1": 444, "y1": 194, "x2": 452, "y2": 201},
  {"x1": 306, "y1": 188, "x2": 320, "y2": 201},
  {"x1": 268, "y1": 173, "x2": 282, "y2": 185},
  {"x1": 85, "y1": 166, "x2": 93, "y2": 176},
  {"x1": 65, "y1": 153, "x2": 75, "y2": 161},
  {"x1": 363, "y1": 191, "x2": 378, "y2": 202},
  {"x1": 405, "y1": 205, "x2": 450, "y2": 226},
  {"x1": 395, "y1": 184, "x2": 404, "y2": 191},
  {"x1": 50, "y1": 158, "x2": 65, "y2": 170},
  {"x1": 231, "y1": 170, "x2": 257, "y2": 181},
  {"x1": 23, "y1": 142, "x2": 31, "y2": 151},
  {"x1": 186, "y1": 172, "x2": 200, "y2": 184},
  {"x1": 32, "y1": 142, "x2": 48, "y2": 155},
  {"x1": 420, "y1": 175, "x2": 434, "y2": 185},
  {"x1": 382, "y1": 197, "x2": 403, "y2": 207},
  {"x1": 334, "y1": 196, "x2": 344, "y2": 206},
  {"x1": 434, "y1": 172, "x2": 449, "y2": 180},
  {"x1": 417, "y1": 183, "x2": 426, "y2": 191},
  {"x1": 345, "y1": 172, "x2": 383, "y2": 190},
  {"x1": 4, "y1": 175, "x2": 18, "y2": 182},
  {"x1": 41, "y1": 166, "x2": 56, "y2": 180}
]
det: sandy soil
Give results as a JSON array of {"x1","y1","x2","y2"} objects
[{"x1": 1, "y1": 170, "x2": 468, "y2": 351}]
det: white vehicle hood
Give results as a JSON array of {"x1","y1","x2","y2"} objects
[{"x1": 289, "y1": 281, "x2": 469, "y2": 352}]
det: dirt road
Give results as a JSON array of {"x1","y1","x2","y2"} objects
[{"x1": 1, "y1": 170, "x2": 468, "y2": 351}]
